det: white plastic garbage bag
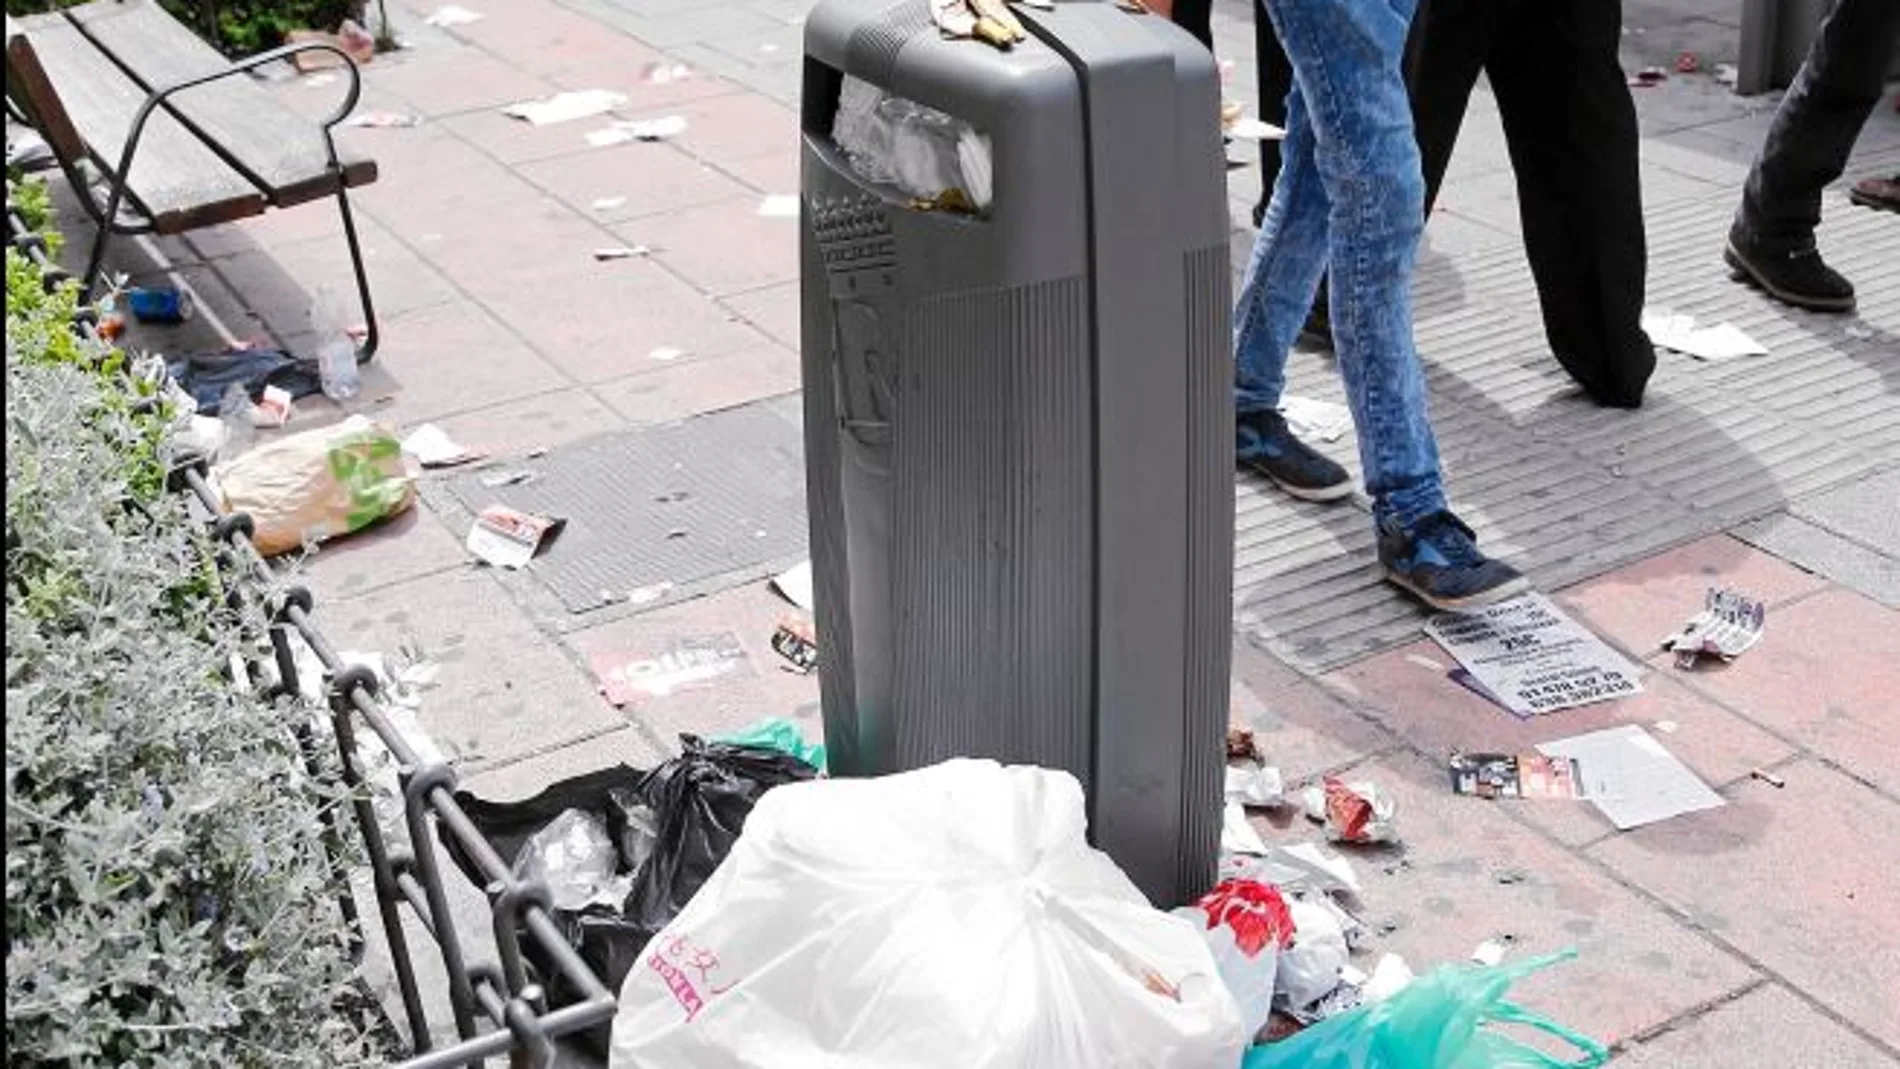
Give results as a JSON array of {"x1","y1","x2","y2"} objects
[
  {"x1": 1172, "y1": 879, "x2": 1294, "y2": 1042},
  {"x1": 608, "y1": 759, "x2": 1246, "y2": 1068}
]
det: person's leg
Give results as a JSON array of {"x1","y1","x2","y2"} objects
[
  {"x1": 1729, "y1": 0, "x2": 1900, "y2": 310},
  {"x1": 1405, "y1": 0, "x2": 1493, "y2": 211},
  {"x1": 1265, "y1": 0, "x2": 1525, "y2": 607},
  {"x1": 1169, "y1": 0, "x2": 1215, "y2": 52},
  {"x1": 1253, "y1": 0, "x2": 1295, "y2": 225},
  {"x1": 1233, "y1": 83, "x2": 1356, "y2": 501},
  {"x1": 1486, "y1": 0, "x2": 1653, "y2": 407}
]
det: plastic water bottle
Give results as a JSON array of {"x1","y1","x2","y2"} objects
[
  {"x1": 310, "y1": 286, "x2": 361, "y2": 401},
  {"x1": 219, "y1": 383, "x2": 256, "y2": 460}
]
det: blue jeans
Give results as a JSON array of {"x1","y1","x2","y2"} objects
[{"x1": 1234, "y1": 0, "x2": 1445, "y2": 530}]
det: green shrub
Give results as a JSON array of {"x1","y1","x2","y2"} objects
[
  {"x1": 2, "y1": 0, "x2": 366, "y2": 56},
  {"x1": 6, "y1": 201, "x2": 385, "y2": 1067}
]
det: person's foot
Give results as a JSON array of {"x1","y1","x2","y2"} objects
[
  {"x1": 1723, "y1": 231, "x2": 1855, "y2": 313},
  {"x1": 1236, "y1": 408, "x2": 1353, "y2": 502},
  {"x1": 1377, "y1": 510, "x2": 1529, "y2": 611},
  {"x1": 1849, "y1": 174, "x2": 1900, "y2": 213},
  {"x1": 1299, "y1": 298, "x2": 1332, "y2": 349}
]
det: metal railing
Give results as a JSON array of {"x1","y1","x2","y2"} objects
[{"x1": 6, "y1": 184, "x2": 616, "y2": 1068}]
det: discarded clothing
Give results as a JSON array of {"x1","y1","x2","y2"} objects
[{"x1": 165, "y1": 349, "x2": 323, "y2": 416}]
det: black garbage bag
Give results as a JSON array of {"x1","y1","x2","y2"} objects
[{"x1": 440, "y1": 738, "x2": 816, "y2": 1056}]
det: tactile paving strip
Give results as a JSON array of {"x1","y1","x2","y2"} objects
[
  {"x1": 1236, "y1": 188, "x2": 1900, "y2": 672},
  {"x1": 447, "y1": 405, "x2": 807, "y2": 614}
]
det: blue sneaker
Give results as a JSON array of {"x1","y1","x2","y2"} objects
[
  {"x1": 1237, "y1": 408, "x2": 1353, "y2": 502},
  {"x1": 1378, "y1": 510, "x2": 1529, "y2": 611}
]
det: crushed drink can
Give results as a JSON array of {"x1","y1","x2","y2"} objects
[{"x1": 126, "y1": 285, "x2": 194, "y2": 323}]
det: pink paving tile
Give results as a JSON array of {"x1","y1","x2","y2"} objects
[
  {"x1": 1666, "y1": 587, "x2": 1900, "y2": 791},
  {"x1": 290, "y1": 503, "x2": 470, "y2": 602},
  {"x1": 366, "y1": 49, "x2": 555, "y2": 118},
  {"x1": 458, "y1": 727, "x2": 670, "y2": 798},
  {"x1": 399, "y1": 198, "x2": 607, "y2": 296},
  {"x1": 545, "y1": 63, "x2": 745, "y2": 107},
  {"x1": 713, "y1": 146, "x2": 799, "y2": 195},
  {"x1": 322, "y1": 568, "x2": 624, "y2": 766},
  {"x1": 1590, "y1": 758, "x2": 1900, "y2": 1050},
  {"x1": 212, "y1": 229, "x2": 460, "y2": 336},
  {"x1": 719, "y1": 280, "x2": 799, "y2": 349},
  {"x1": 564, "y1": 584, "x2": 822, "y2": 749},
  {"x1": 472, "y1": 263, "x2": 765, "y2": 383},
  {"x1": 613, "y1": 196, "x2": 798, "y2": 296},
  {"x1": 592, "y1": 345, "x2": 800, "y2": 425},
  {"x1": 1230, "y1": 644, "x2": 1389, "y2": 782},
  {"x1": 426, "y1": 387, "x2": 628, "y2": 458},
  {"x1": 1614, "y1": 984, "x2": 1894, "y2": 1069},
  {"x1": 338, "y1": 301, "x2": 571, "y2": 427},
  {"x1": 438, "y1": 2, "x2": 665, "y2": 77},
  {"x1": 1555, "y1": 534, "x2": 1828, "y2": 657},
  {"x1": 1245, "y1": 750, "x2": 1757, "y2": 1050},
  {"x1": 516, "y1": 142, "x2": 754, "y2": 222},
  {"x1": 1322, "y1": 639, "x2": 1796, "y2": 843},
  {"x1": 351, "y1": 132, "x2": 548, "y2": 241}
]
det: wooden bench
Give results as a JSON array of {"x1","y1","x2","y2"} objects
[{"x1": 6, "y1": 0, "x2": 380, "y2": 361}]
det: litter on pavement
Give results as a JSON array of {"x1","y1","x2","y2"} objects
[
  {"x1": 587, "y1": 115, "x2": 688, "y2": 146},
  {"x1": 342, "y1": 111, "x2": 420, "y2": 128},
  {"x1": 591, "y1": 196, "x2": 629, "y2": 211},
  {"x1": 1425, "y1": 593, "x2": 1644, "y2": 717},
  {"x1": 1642, "y1": 309, "x2": 1769, "y2": 360},
  {"x1": 400, "y1": 423, "x2": 481, "y2": 468},
  {"x1": 1448, "y1": 751, "x2": 1588, "y2": 800},
  {"x1": 714, "y1": 717, "x2": 827, "y2": 773},
  {"x1": 1228, "y1": 118, "x2": 1287, "y2": 142},
  {"x1": 769, "y1": 560, "x2": 816, "y2": 613},
  {"x1": 1227, "y1": 761, "x2": 1287, "y2": 808},
  {"x1": 610, "y1": 760, "x2": 1248, "y2": 1068},
  {"x1": 769, "y1": 617, "x2": 818, "y2": 673},
  {"x1": 465, "y1": 503, "x2": 563, "y2": 568},
  {"x1": 504, "y1": 89, "x2": 628, "y2": 125},
  {"x1": 423, "y1": 4, "x2": 484, "y2": 26},
  {"x1": 1661, "y1": 587, "x2": 1765, "y2": 668},
  {"x1": 1278, "y1": 395, "x2": 1353, "y2": 443},
  {"x1": 590, "y1": 635, "x2": 747, "y2": 706},
  {"x1": 213, "y1": 416, "x2": 415, "y2": 557},
  {"x1": 593, "y1": 245, "x2": 651, "y2": 261},
  {"x1": 757, "y1": 194, "x2": 800, "y2": 217},
  {"x1": 1537, "y1": 724, "x2": 1725, "y2": 830},
  {"x1": 1302, "y1": 777, "x2": 1398, "y2": 844}
]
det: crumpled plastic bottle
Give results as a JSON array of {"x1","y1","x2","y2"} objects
[{"x1": 309, "y1": 285, "x2": 361, "y2": 401}]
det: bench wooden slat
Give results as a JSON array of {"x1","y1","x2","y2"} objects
[
  {"x1": 66, "y1": 0, "x2": 375, "y2": 209},
  {"x1": 6, "y1": 13, "x2": 265, "y2": 232}
]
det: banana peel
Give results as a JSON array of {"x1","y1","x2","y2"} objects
[{"x1": 931, "y1": 0, "x2": 1026, "y2": 49}]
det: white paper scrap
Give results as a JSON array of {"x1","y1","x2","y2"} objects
[
  {"x1": 1225, "y1": 762, "x2": 1286, "y2": 808},
  {"x1": 592, "y1": 245, "x2": 650, "y2": 261},
  {"x1": 1221, "y1": 801, "x2": 1270, "y2": 856},
  {"x1": 1229, "y1": 118, "x2": 1286, "y2": 141},
  {"x1": 1425, "y1": 593, "x2": 1644, "y2": 718},
  {"x1": 758, "y1": 194, "x2": 799, "y2": 218},
  {"x1": 1538, "y1": 724, "x2": 1726, "y2": 831},
  {"x1": 400, "y1": 423, "x2": 477, "y2": 467},
  {"x1": 770, "y1": 559, "x2": 815, "y2": 613},
  {"x1": 591, "y1": 196, "x2": 628, "y2": 211},
  {"x1": 1471, "y1": 939, "x2": 1507, "y2": 966},
  {"x1": 504, "y1": 89, "x2": 627, "y2": 126},
  {"x1": 1642, "y1": 308, "x2": 1768, "y2": 361},
  {"x1": 423, "y1": 4, "x2": 483, "y2": 25},
  {"x1": 1279, "y1": 394, "x2": 1353, "y2": 443}
]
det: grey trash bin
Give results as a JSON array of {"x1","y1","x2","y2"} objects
[{"x1": 798, "y1": 0, "x2": 1232, "y2": 908}]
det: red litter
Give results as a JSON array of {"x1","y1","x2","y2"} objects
[
  {"x1": 1676, "y1": 51, "x2": 1699, "y2": 74},
  {"x1": 1630, "y1": 67, "x2": 1668, "y2": 87}
]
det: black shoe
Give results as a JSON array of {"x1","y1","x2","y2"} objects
[
  {"x1": 1377, "y1": 510, "x2": 1530, "y2": 612},
  {"x1": 1724, "y1": 233, "x2": 1855, "y2": 313},
  {"x1": 1236, "y1": 408, "x2": 1353, "y2": 502},
  {"x1": 1299, "y1": 296, "x2": 1333, "y2": 349},
  {"x1": 1849, "y1": 175, "x2": 1900, "y2": 213}
]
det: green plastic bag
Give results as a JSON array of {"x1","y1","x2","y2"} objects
[
  {"x1": 715, "y1": 717, "x2": 826, "y2": 773},
  {"x1": 1243, "y1": 950, "x2": 1607, "y2": 1069}
]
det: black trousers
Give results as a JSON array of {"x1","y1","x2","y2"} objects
[
  {"x1": 1737, "y1": 0, "x2": 1900, "y2": 250},
  {"x1": 1253, "y1": 0, "x2": 1654, "y2": 408},
  {"x1": 1172, "y1": 0, "x2": 1214, "y2": 51}
]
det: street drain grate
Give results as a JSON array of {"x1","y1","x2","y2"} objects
[{"x1": 447, "y1": 404, "x2": 807, "y2": 614}]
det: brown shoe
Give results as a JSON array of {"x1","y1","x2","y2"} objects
[{"x1": 1849, "y1": 175, "x2": 1900, "y2": 213}]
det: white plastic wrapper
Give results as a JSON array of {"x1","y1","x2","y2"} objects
[
  {"x1": 831, "y1": 74, "x2": 995, "y2": 212},
  {"x1": 1302, "y1": 778, "x2": 1399, "y2": 844},
  {"x1": 1171, "y1": 879, "x2": 1293, "y2": 1041},
  {"x1": 1275, "y1": 896, "x2": 1349, "y2": 1012},
  {"x1": 515, "y1": 808, "x2": 620, "y2": 911}
]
